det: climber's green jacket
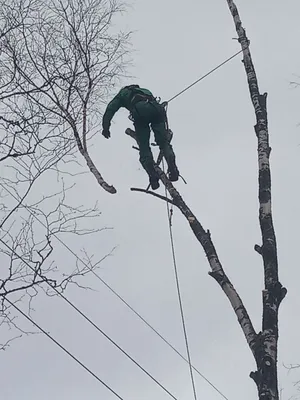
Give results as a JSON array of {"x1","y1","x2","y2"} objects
[{"x1": 102, "y1": 86, "x2": 155, "y2": 131}]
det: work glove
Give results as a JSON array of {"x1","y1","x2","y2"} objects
[{"x1": 102, "y1": 128, "x2": 111, "y2": 139}]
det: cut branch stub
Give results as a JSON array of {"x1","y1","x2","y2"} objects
[{"x1": 254, "y1": 244, "x2": 262, "y2": 255}]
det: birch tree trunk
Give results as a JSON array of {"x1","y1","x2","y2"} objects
[
  {"x1": 224, "y1": 1, "x2": 287, "y2": 399},
  {"x1": 127, "y1": 1, "x2": 287, "y2": 398}
]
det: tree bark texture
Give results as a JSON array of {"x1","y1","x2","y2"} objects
[
  {"x1": 71, "y1": 123, "x2": 117, "y2": 194},
  {"x1": 224, "y1": 1, "x2": 287, "y2": 399}
]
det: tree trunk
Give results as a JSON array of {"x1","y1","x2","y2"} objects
[{"x1": 224, "y1": 2, "x2": 287, "y2": 399}]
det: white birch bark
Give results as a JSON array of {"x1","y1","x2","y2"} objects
[{"x1": 224, "y1": 2, "x2": 287, "y2": 399}]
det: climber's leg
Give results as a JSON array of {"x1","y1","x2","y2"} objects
[
  {"x1": 134, "y1": 119, "x2": 160, "y2": 190},
  {"x1": 151, "y1": 120, "x2": 179, "y2": 182}
]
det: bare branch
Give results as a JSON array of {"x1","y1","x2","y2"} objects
[{"x1": 130, "y1": 187, "x2": 175, "y2": 205}]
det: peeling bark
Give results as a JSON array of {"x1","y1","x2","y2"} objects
[
  {"x1": 83, "y1": 151, "x2": 117, "y2": 194},
  {"x1": 225, "y1": 1, "x2": 287, "y2": 399},
  {"x1": 126, "y1": 128, "x2": 257, "y2": 354}
]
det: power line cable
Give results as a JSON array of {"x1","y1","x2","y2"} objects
[
  {"x1": 0, "y1": 182, "x2": 229, "y2": 400},
  {"x1": 0, "y1": 238, "x2": 179, "y2": 400},
  {"x1": 5, "y1": 297, "x2": 125, "y2": 400}
]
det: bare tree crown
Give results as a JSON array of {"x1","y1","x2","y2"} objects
[{"x1": 0, "y1": 0, "x2": 128, "y2": 349}]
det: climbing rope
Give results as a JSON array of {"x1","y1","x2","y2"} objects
[
  {"x1": 162, "y1": 160, "x2": 198, "y2": 400},
  {"x1": 162, "y1": 105, "x2": 198, "y2": 399},
  {"x1": 157, "y1": 47, "x2": 245, "y2": 400},
  {"x1": 166, "y1": 48, "x2": 243, "y2": 104},
  {"x1": 162, "y1": 99, "x2": 197, "y2": 400}
]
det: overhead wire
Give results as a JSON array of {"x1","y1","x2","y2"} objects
[
  {"x1": 5, "y1": 297, "x2": 125, "y2": 400},
  {"x1": 0, "y1": 237, "x2": 179, "y2": 400}
]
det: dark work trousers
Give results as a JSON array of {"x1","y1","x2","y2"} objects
[{"x1": 131, "y1": 100, "x2": 177, "y2": 178}]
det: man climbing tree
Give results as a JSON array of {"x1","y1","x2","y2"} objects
[{"x1": 101, "y1": 84, "x2": 179, "y2": 190}]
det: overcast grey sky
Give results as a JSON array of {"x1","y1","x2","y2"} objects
[{"x1": 1, "y1": 0, "x2": 300, "y2": 399}]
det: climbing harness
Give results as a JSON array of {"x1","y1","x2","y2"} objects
[
  {"x1": 130, "y1": 89, "x2": 156, "y2": 106},
  {"x1": 128, "y1": 90, "x2": 164, "y2": 123}
]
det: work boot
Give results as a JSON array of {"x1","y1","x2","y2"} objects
[
  {"x1": 149, "y1": 175, "x2": 160, "y2": 190},
  {"x1": 168, "y1": 163, "x2": 179, "y2": 182},
  {"x1": 146, "y1": 163, "x2": 160, "y2": 190}
]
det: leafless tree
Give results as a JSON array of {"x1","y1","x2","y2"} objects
[
  {"x1": 0, "y1": 134, "x2": 114, "y2": 349},
  {"x1": 0, "y1": 0, "x2": 129, "y2": 349},
  {"x1": 0, "y1": 0, "x2": 131, "y2": 194},
  {"x1": 128, "y1": 1, "x2": 286, "y2": 399}
]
